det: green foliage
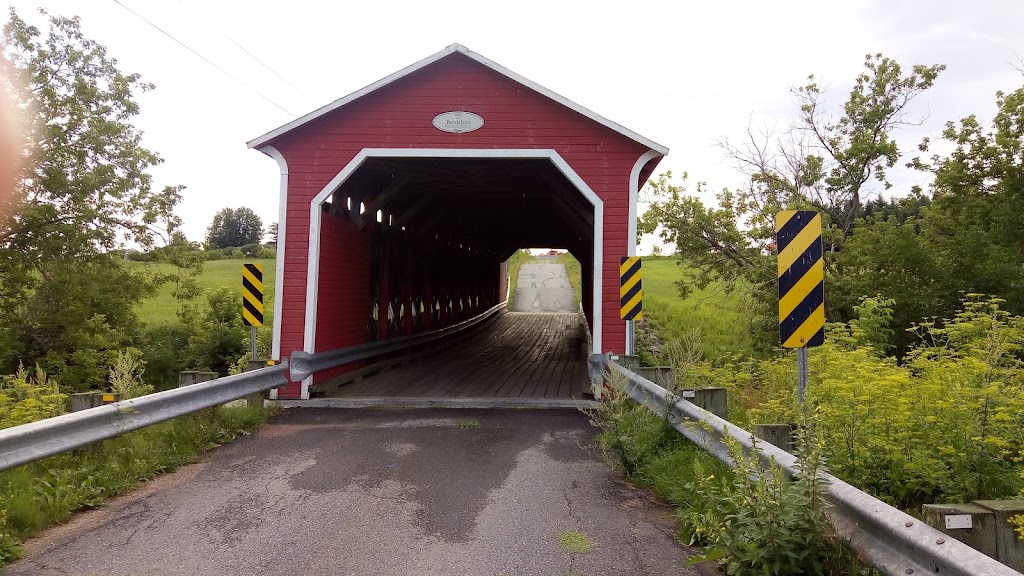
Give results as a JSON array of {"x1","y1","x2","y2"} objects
[
  {"x1": 849, "y1": 296, "x2": 896, "y2": 356},
  {"x1": 746, "y1": 297, "x2": 1024, "y2": 510},
  {"x1": 179, "y1": 286, "x2": 249, "y2": 375},
  {"x1": 638, "y1": 55, "x2": 961, "y2": 355},
  {"x1": 0, "y1": 364, "x2": 65, "y2": 428},
  {"x1": 132, "y1": 258, "x2": 275, "y2": 325},
  {"x1": 683, "y1": 424, "x2": 846, "y2": 576},
  {"x1": 107, "y1": 348, "x2": 152, "y2": 399},
  {"x1": 587, "y1": 374, "x2": 866, "y2": 574},
  {"x1": 639, "y1": 257, "x2": 756, "y2": 359},
  {"x1": 505, "y1": 249, "x2": 533, "y2": 308},
  {"x1": 206, "y1": 207, "x2": 264, "y2": 249},
  {"x1": 0, "y1": 10, "x2": 186, "y2": 391}
]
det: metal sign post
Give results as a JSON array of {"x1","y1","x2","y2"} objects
[
  {"x1": 619, "y1": 256, "x2": 643, "y2": 355},
  {"x1": 242, "y1": 263, "x2": 264, "y2": 359},
  {"x1": 775, "y1": 211, "x2": 824, "y2": 405},
  {"x1": 797, "y1": 347, "x2": 808, "y2": 404}
]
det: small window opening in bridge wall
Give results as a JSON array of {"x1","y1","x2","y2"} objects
[
  {"x1": 359, "y1": 201, "x2": 365, "y2": 214},
  {"x1": 376, "y1": 210, "x2": 383, "y2": 223}
]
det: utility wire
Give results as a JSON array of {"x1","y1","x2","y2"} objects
[
  {"x1": 112, "y1": 0, "x2": 297, "y2": 117},
  {"x1": 227, "y1": 37, "x2": 312, "y2": 101}
]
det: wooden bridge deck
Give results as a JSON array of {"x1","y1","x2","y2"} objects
[{"x1": 327, "y1": 312, "x2": 590, "y2": 399}]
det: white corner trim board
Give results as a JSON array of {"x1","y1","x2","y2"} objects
[
  {"x1": 301, "y1": 148, "x2": 605, "y2": 400},
  {"x1": 628, "y1": 149, "x2": 663, "y2": 257},
  {"x1": 259, "y1": 146, "x2": 289, "y2": 401}
]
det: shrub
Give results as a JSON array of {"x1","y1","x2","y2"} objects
[
  {"x1": 682, "y1": 421, "x2": 848, "y2": 576},
  {"x1": 108, "y1": 348, "x2": 153, "y2": 399},
  {"x1": 746, "y1": 296, "x2": 1024, "y2": 509},
  {"x1": 586, "y1": 373, "x2": 867, "y2": 574},
  {"x1": 0, "y1": 365, "x2": 66, "y2": 428}
]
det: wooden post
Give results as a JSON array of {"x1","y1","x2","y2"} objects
[
  {"x1": 244, "y1": 360, "x2": 267, "y2": 408},
  {"x1": 178, "y1": 371, "x2": 219, "y2": 387},
  {"x1": 754, "y1": 424, "x2": 794, "y2": 452},
  {"x1": 973, "y1": 500, "x2": 1024, "y2": 570},
  {"x1": 922, "y1": 504, "x2": 999, "y2": 562},
  {"x1": 693, "y1": 387, "x2": 728, "y2": 420}
]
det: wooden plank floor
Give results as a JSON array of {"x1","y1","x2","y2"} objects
[{"x1": 327, "y1": 312, "x2": 589, "y2": 399}]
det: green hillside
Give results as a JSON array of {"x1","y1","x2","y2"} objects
[
  {"x1": 640, "y1": 257, "x2": 752, "y2": 359},
  {"x1": 132, "y1": 259, "x2": 276, "y2": 325}
]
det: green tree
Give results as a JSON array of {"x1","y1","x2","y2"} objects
[
  {"x1": 641, "y1": 55, "x2": 944, "y2": 351},
  {"x1": 206, "y1": 207, "x2": 263, "y2": 249},
  {"x1": 0, "y1": 10, "x2": 183, "y2": 389}
]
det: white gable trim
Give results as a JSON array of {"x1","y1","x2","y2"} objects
[
  {"x1": 301, "y1": 148, "x2": 605, "y2": 400},
  {"x1": 247, "y1": 44, "x2": 668, "y2": 156}
]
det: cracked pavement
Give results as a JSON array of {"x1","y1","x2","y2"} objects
[
  {"x1": 3, "y1": 409, "x2": 715, "y2": 576},
  {"x1": 511, "y1": 262, "x2": 577, "y2": 313}
]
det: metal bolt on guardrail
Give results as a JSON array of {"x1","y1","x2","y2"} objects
[{"x1": 604, "y1": 359, "x2": 1024, "y2": 576}]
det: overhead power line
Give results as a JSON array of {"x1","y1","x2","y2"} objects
[
  {"x1": 112, "y1": 0, "x2": 298, "y2": 117},
  {"x1": 227, "y1": 38, "x2": 312, "y2": 100}
]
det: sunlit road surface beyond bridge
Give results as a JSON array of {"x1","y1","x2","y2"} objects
[{"x1": 4, "y1": 409, "x2": 716, "y2": 576}]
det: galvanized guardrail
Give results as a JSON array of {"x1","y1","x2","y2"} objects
[
  {"x1": 604, "y1": 359, "x2": 1024, "y2": 576},
  {"x1": 0, "y1": 364, "x2": 289, "y2": 473},
  {"x1": 289, "y1": 300, "x2": 508, "y2": 382},
  {"x1": 0, "y1": 291, "x2": 513, "y2": 472}
]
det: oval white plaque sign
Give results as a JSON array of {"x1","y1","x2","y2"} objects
[{"x1": 432, "y1": 111, "x2": 484, "y2": 134}]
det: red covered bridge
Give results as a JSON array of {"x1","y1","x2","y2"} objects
[{"x1": 248, "y1": 44, "x2": 666, "y2": 400}]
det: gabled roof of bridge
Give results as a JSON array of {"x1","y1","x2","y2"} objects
[{"x1": 247, "y1": 43, "x2": 669, "y2": 155}]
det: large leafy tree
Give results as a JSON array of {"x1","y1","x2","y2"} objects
[
  {"x1": 206, "y1": 207, "x2": 263, "y2": 249},
  {"x1": 0, "y1": 10, "x2": 183, "y2": 389},
  {"x1": 641, "y1": 55, "x2": 945, "y2": 352}
]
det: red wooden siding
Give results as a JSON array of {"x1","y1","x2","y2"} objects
[
  {"x1": 269, "y1": 52, "x2": 654, "y2": 397},
  {"x1": 310, "y1": 212, "x2": 372, "y2": 385}
]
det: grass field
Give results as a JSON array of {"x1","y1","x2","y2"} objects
[
  {"x1": 132, "y1": 255, "x2": 747, "y2": 362},
  {"x1": 131, "y1": 259, "x2": 276, "y2": 325},
  {"x1": 640, "y1": 257, "x2": 753, "y2": 360}
]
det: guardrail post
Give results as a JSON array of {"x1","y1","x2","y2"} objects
[
  {"x1": 974, "y1": 500, "x2": 1024, "y2": 570},
  {"x1": 692, "y1": 387, "x2": 728, "y2": 420},
  {"x1": 636, "y1": 366, "x2": 676, "y2": 389},
  {"x1": 178, "y1": 371, "x2": 219, "y2": 388},
  {"x1": 923, "y1": 504, "x2": 1000, "y2": 562},
  {"x1": 69, "y1": 391, "x2": 121, "y2": 412},
  {"x1": 753, "y1": 424, "x2": 794, "y2": 452},
  {"x1": 244, "y1": 360, "x2": 269, "y2": 408}
]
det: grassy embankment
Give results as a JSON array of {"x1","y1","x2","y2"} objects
[
  {"x1": 130, "y1": 258, "x2": 276, "y2": 324},
  {"x1": 634, "y1": 256, "x2": 752, "y2": 360}
]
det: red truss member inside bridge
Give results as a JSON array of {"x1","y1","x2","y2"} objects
[{"x1": 248, "y1": 44, "x2": 667, "y2": 400}]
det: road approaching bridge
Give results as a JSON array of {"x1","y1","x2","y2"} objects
[{"x1": 3, "y1": 409, "x2": 705, "y2": 576}]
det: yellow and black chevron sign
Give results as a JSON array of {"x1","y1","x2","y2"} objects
[
  {"x1": 776, "y1": 210, "x2": 824, "y2": 348},
  {"x1": 619, "y1": 256, "x2": 643, "y2": 321},
  {"x1": 242, "y1": 263, "x2": 264, "y2": 327}
]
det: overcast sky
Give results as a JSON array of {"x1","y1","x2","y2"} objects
[{"x1": 6, "y1": 0, "x2": 1023, "y2": 253}]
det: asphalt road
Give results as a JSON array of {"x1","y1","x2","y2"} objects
[
  {"x1": 5, "y1": 409, "x2": 713, "y2": 576},
  {"x1": 511, "y1": 263, "x2": 577, "y2": 313}
]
